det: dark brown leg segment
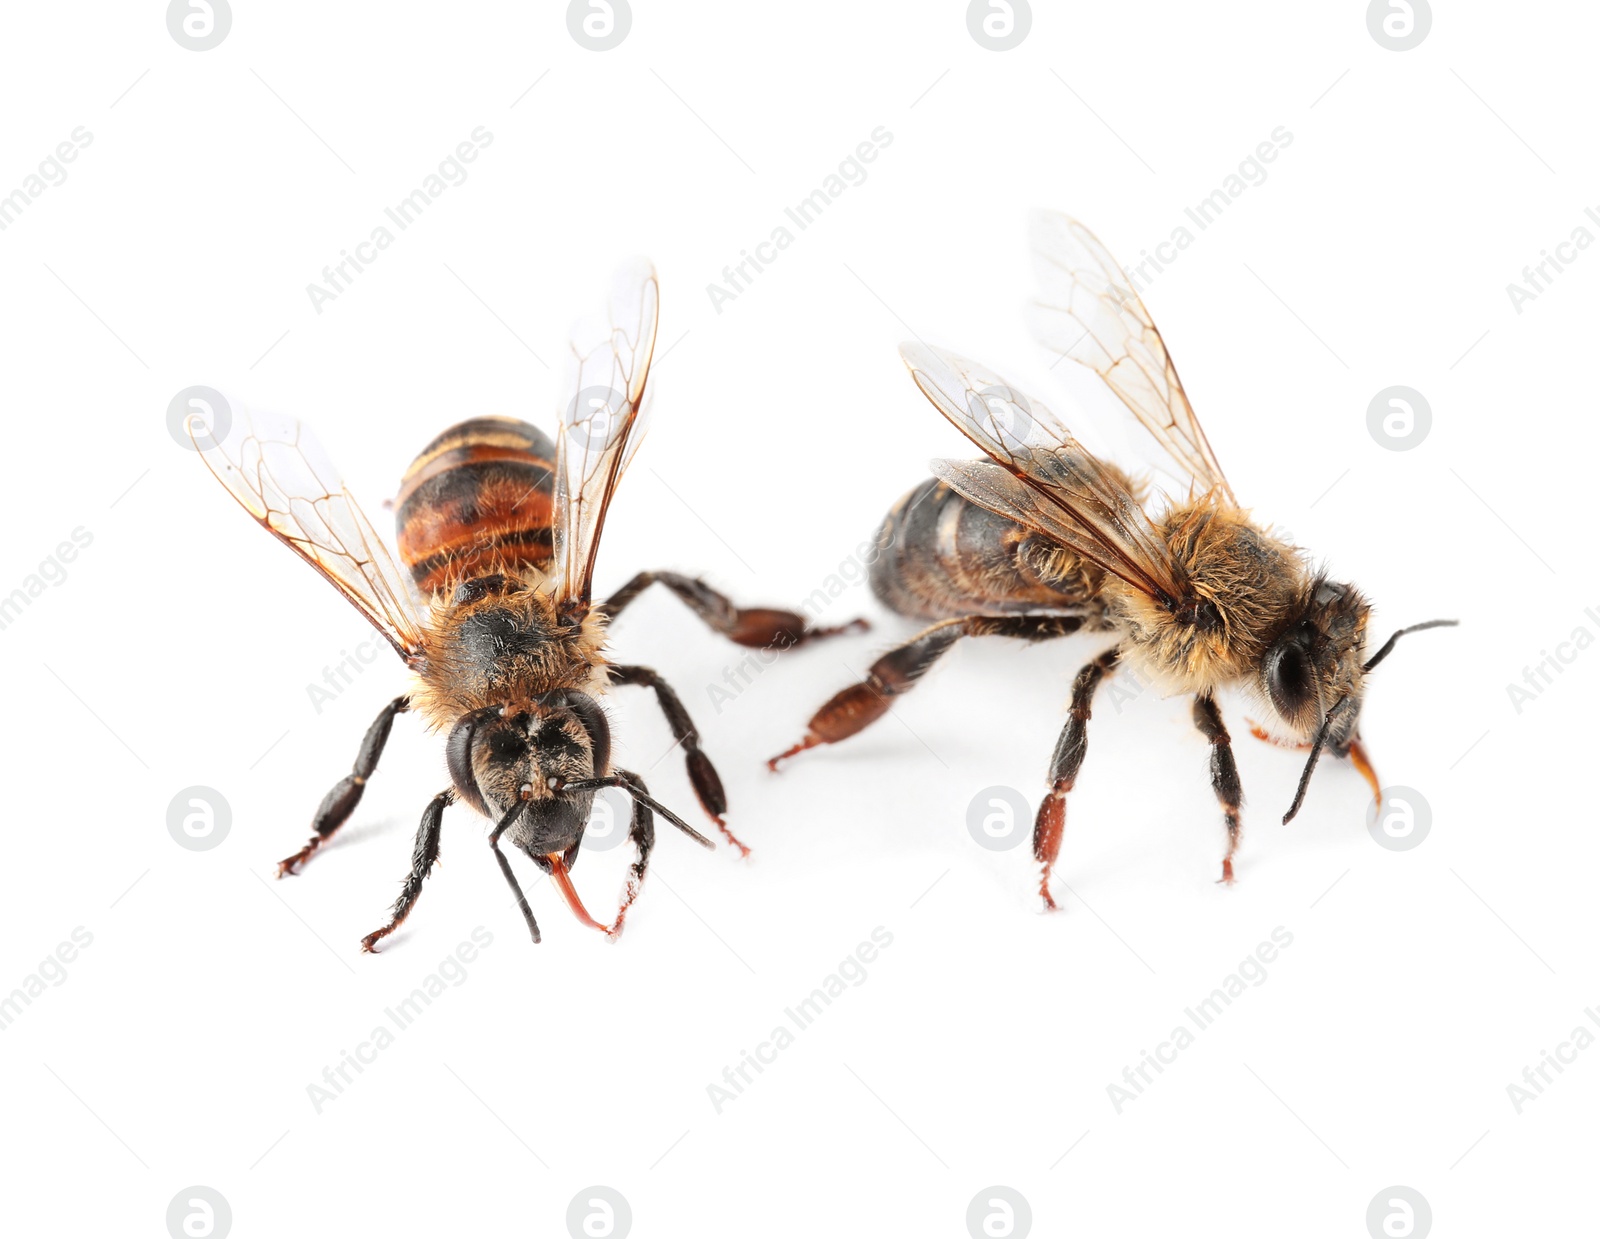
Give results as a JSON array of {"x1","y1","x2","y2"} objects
[
  {"x1": 279, "y1": 695, "x2": 411, "y2": 877},
  {"x1": 602, "y1": 570, "x2": 867, "y2": 649},
  {"x1": 1034, "y1": 648, "x2": 1120, "y2": 910},
  {"x1": 607, "y1": 769, "x2": 657, "y2": 937},
  {"x1": 1192, "y1": 694, "x2": 1243, "y2": 884},
  {"x1": 769, "y1": 614, "x2": 1087, "y2": 770},
  {"x1": 359, "y1": 788, "x2": 453, "y2": 953},
  {"x1": 610, "y1": 664, "x2": 748, "y2": 857}
]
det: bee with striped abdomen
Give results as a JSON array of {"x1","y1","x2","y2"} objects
[
  {"x1": 769, "y1": 215, "x2": 1455, "y2": 903},
  {"x1": 197, "y1": 260, "x2": 860, "y2": 950}
]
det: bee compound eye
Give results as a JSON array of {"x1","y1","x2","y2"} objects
[
  {"x1": 1264, "y1": 636, "x2": 1317, "y2": 722},
  {"x1": 445, "y1": 708, "x2": 500, "y2": 815}
]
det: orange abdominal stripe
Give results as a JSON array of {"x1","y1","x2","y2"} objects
[
  {"x1": 393, "y1": 417, "x2": 560, "y2": 594},
  {"x1": 547, "y1": 852, "x2": 611, "y2": 935}
]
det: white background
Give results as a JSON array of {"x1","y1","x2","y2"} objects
[{"x1": 1, "y1": 2, "x2": 1594, "y2": 1236}]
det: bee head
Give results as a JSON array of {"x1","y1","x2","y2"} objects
[
  {"x1": 1259, "y1": 577, "x2": 1371, "y2": 745},
  {"x1": 444, "y1": 691, "x2": 611, "y2": 855},
  {"x1": 1277, "y1": 601, "x2": 1459, "y2": 824}
]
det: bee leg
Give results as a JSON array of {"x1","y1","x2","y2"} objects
[
  {"x1": 1192, "y1": 695, "x2": 1243, "y2": 884},
  {"x1": 609, "y1": 664, "x2": 748, "y2": 856},
  {"x1": 607, "y1": 770, "x2": 658, "y2": 937},
  {"x1": 1245, "y1": 720, "x2": 1314, "y2": 751},
  {"x1": 279, "y1": 695, "x2": 410, "y2": 878},
  {"x1": 602, "y1": 570, "x2": 868, "y2": 651},
  {"x1": 767, "y1": 619, "x2": 965, "y2": 768},
  {"x1": 359, "y1": 788, "x2": 453, "y2": 953},
  {"x1": 769, "y1": 614, "x2": 1086, "y2": 769},
  {"x1": 1034, "y1": 648, "x2": 1120, "y2": 910},
  {"x1": 1249, "y1": 722, "x2": 1381, "y2": 813}
]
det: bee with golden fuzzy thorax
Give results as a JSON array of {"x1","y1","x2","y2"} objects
[
  {"x1": 770, "y1": 215, "x2": 1454, "y2": 903},
  {"x1": 197, "y1": 260, "x2": 860, "y2": 951}
]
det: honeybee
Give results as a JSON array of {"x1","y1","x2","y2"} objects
[
  {"x1": 198, "y1": 260, "x2": 859, "y2": 950},
  {"x1": 770, "y1": 215, "x2": 1454, "y2": 903}
]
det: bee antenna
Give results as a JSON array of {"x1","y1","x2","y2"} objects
[
  {"x1": 563, "y1": 776, "x2": 715, "y2": 850},
  {"x1": 1282, "y1": 619, "x2": 1458, "y2": 823},
  {"x1": 1282, "y1": 696, "x2": 1353, "y2": 825},
  {"x1": 495, "y1": 797, "x2": 528, "y2": 831},
  {"x1": 1362, "y1": 618, "x2": 1459, "y2": 673}
]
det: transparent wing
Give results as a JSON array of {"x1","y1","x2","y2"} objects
[
  {"x1": 901, "y1": 342, "x2": 1185, "y2": 604},
  {"x1": 552, "y1": 258, "x2": 659, "y2": 609},
  {"x1": 928, "y1": 458, "x2": 1124, "y2": 577},
  {"x1": 1029, "y1": 211, "x2": 1236, "y2": 505},
  {"x1": 194, "y1": 406, "x2": 427, "y2": 662}
]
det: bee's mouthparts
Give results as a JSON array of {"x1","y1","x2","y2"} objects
[{"x1": 547, "y1": 852, "x2": 610, "y2": 934}]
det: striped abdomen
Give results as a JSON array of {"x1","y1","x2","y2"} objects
[
  {"x1": 395, "y1": 417, "x2": 557, "y2": 596},
  {"x1": 868, "y1": 476, "x2": 1106, "y2": 621}
]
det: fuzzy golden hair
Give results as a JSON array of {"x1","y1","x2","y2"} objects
[
  {"x1": 1106, "y1": 500, "x2": 1309, "y2": 698},
  {"x1": 408, "y1": 565, "x2": 613, "y2": 734}
]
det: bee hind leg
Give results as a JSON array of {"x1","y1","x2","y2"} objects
[
  {"x1": 602, "y1": 570, "x2": 868, "y2": 651},
  {"x1": 605, "y1": 770, "x2": 658, "y2": 938},
  {"x1": 1034, "y1": 648, "x2": 1120, "y2": 910},
  {"x1": 279, "y1": 695, "x2": 411, "y2": 877},
  {"x1": 609, "y1": 664, "x2": 748, "y2": 856},
  {"x1": 1193, "y1": 695, "x2": 1243, "y2": 884},
  {"x1": 359, "y1": 788, "x2": 453, "y2": 953},
  {"x1": 769, "y1": 614, "x2": 1086, "y2": 771}
]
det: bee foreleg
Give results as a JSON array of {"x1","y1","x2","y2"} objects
[
  {"x1": 607, "y1": 769, "x2": 658, "y2": 938},
  {"x1": 279, "y1": 695, "x2": 411, "y2": 878},
  {"x1": 1035, "y1": 648, "x2": 1120, "y2": 910},
  {"x1": 602, "y1": 570, "x2": 868, "y2": 651},
  {"x1": 769, "y1": 614, "x2": 1086, "y2": 770},
  {"x1": 1192, "y1": 695, "x2": 1243, "y2": 884},
  {"x1": 359, "y1": 787, "x2": 453, "y2": 953},
  {"x1": 609, "y1": 664, "x2": 748, "y2": 856}
]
